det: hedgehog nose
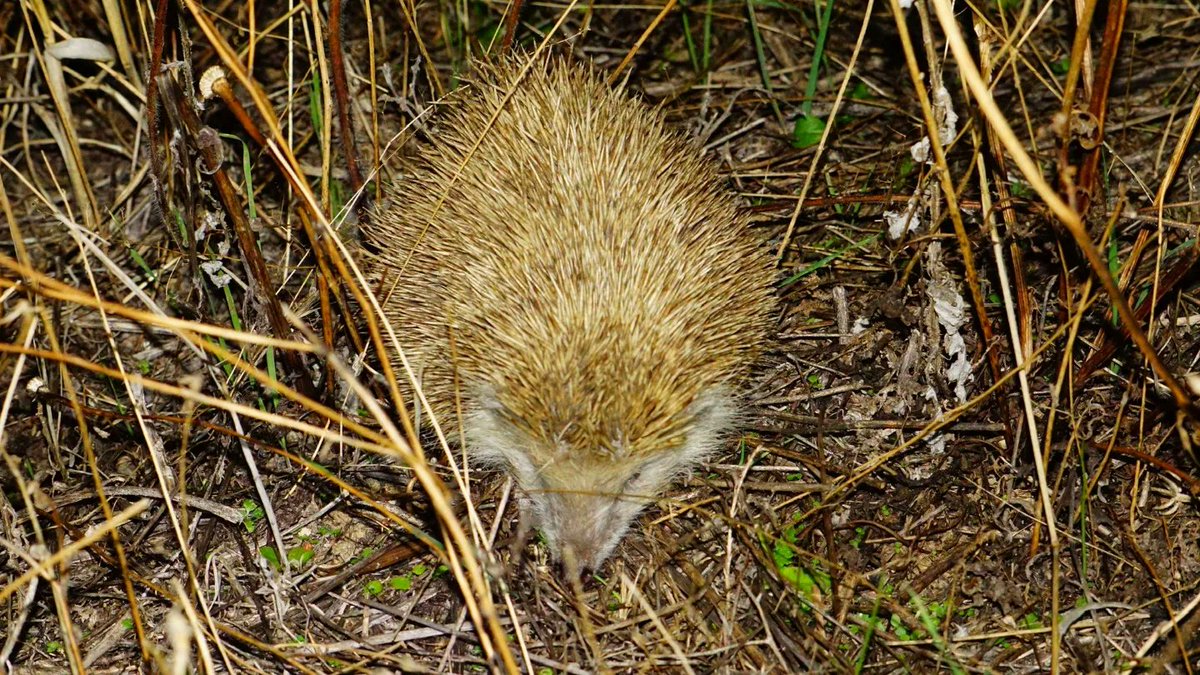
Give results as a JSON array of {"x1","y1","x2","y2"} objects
[
  {"x1": 557, "y1": 558, "x2": 588, "y2": 580},
  {"x1": 559, "y1": 540, "x2": 599, "y2": 577}
]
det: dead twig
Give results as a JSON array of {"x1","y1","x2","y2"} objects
[{"x1": 156, "y1": 73, "x2": 318, "y2": 399}]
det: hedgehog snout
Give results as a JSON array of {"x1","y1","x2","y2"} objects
[
  {"x1": 534, "y1": 486, "x2": 652, "y2": 573},
  {"x1": 465, "y1": 389, "x2": 742, "y2": 570}
]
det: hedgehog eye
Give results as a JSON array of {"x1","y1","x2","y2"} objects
[
  {"x1": 622, "y1": 463, "x2": 652, "y2": 493},
  {"x1": 498, "y1": 450, "x2": 545, "y2": 493}
]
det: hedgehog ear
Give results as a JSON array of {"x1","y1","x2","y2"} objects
[
  {"x1": 475, "y1": 387, "x2": 506, "y2": 412},
  {"x1": 463, "y1": 387, "x2": 544, "y2": 489},
  {"x1": 621, "y1": 389, "x2": 739, "y2": 496},
  {"x1": 674, "y1": 387, "x2": 739, "y2": 466}
]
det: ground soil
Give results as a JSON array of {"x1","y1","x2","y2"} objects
[{"x1": 3, "y1": 0, "x2": 1200, "y2": 672}]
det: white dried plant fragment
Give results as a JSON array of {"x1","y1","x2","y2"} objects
[
  {"x1": 199, "y1": 66, "x2": 226, "y2": 101},
  {"x1": 200, "y1": 260, "x2": 233, "y2": 288},
  {"x1": 926, "y1": 431, "x2": 951, "y2": 455},
  {"x1": 164, "y1": 602, "x2": 193, "y2": 675},
  {"x1": 910, "y1": 81, "x2": 959, "y2": 164},
  {"x1": 910, "y1": 136, "x2": 932, "y2": 164},
  {"x1": 885, "y1": 194, "x2": 922, "y2": 240},
  {"x1": 932, "y1": 85, "x2": 959, "y2": 144},
  {"x1": 45, "y1": 38, "x2": 115, "y2": 63},
  {"x1": 925, "y1": 242, "x2": 974, "y2": 402},
  {"x1": 196, "y1": 211, "x2": 225, "y2": 242}
]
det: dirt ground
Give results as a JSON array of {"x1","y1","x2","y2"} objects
[{"x1": 3, "y1": 0, "x2": 1200, "y2": 672}]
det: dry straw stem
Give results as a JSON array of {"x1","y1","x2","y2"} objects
[
  {"x1": 884, "y1": 1, "x2": 1065, "y2": 584},
  {"x1": 608, "y1": 0, "x2": 680, "y2": 85},
  {"x1": 928, "y1": 0, "x2": 1196, "y2": 421},
  {"x1": 20, "y1": 0, "x2": 100, "y2": 230},
  {"x1": 0, "y1": 499, "x2": 150, "y2": 607},
  {"x1": 98, "y1": 0, "x2": 139, "y2": 89},
  {"x1": 623, "y1": 572, "x2": 698, "y2": 675},
  {"x1": 817, "y1": 284, "x2": 1103, "y2": 510},
  {"x1": 304, "y1": 0, "x2": 335, "y2": 212},
  {"x1": 774, "y1": 0, "x2": 874, "y2": 264},
  {"x1": 167, "y1": 1, "x2": 520, "y2": 667},
  {"x1": 169, "y1": 579, "x2": 221, "y2": 675}
]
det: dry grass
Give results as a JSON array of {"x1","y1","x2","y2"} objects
[{"x1": 3, "y1": 0, "x2": 1200, "y2": 672}]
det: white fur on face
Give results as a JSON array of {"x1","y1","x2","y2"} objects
[{"x1": 464, "y1": 387, "x2": 739, "y2": 570}]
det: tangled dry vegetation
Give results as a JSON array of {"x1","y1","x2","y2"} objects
[{"x1": 3, "y1": 0, "x2": 1200, "y2": 672}]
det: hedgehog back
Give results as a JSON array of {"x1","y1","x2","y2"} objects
[{"x1": 366, "y1": 58, "x2": 776, "y2": 462}]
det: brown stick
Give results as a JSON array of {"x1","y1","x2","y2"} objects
[
  {"x1": 1074, "y1": 244, "x2": 1200, "y2": 385},
  {"x1": 145, "y1": 0, "x2": 197, "y2": 277},
  {"x1": 1073, "y1": 0, "x2": 1127, "y2": 218},
  {"x1": 1055, "y1": 0, "x2": 1100, "y2": 211},
  {"x1": 329, "y1": 0, "x2": 363, "y2": 193},
  {"x1": 202, "y1": 71, "x2": 365, "y2": 360},
  {"x1": 500, "y1": 0, "x2": 526, "y2": 52},
  {"x1": 157, "y1": 73, "x2": 317, "y2": 400}
]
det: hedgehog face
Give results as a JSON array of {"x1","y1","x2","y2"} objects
[{"x1": 466, "y1": 388, "x2": 737, "y2": 571}]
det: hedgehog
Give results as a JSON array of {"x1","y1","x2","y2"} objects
[{"x1": 364, "y1": 53, "x2": 777, "y2": 571}]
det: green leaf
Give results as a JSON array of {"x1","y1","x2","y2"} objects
[
  {"x1": 241, "y1": 500, "x2": 264, "y2": 533},
  {"x1": 287, "y1": 546, "x2": 314, "y2": 568},
  {"x1": 792, "y1": 114, "x2": 826, "y2": 149},
  {"x1": 850, "y1": 526, "x2": 867, "y2": 549},
  {"x1": 780, "y1": 566, "x2": 816, "y2": 598},
  {"x1": 260, "y1": 546, "x2": 281, "y2": 569},
  {"x1": 773, "y1": 540, "x2": 795, "y2": 567}
]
